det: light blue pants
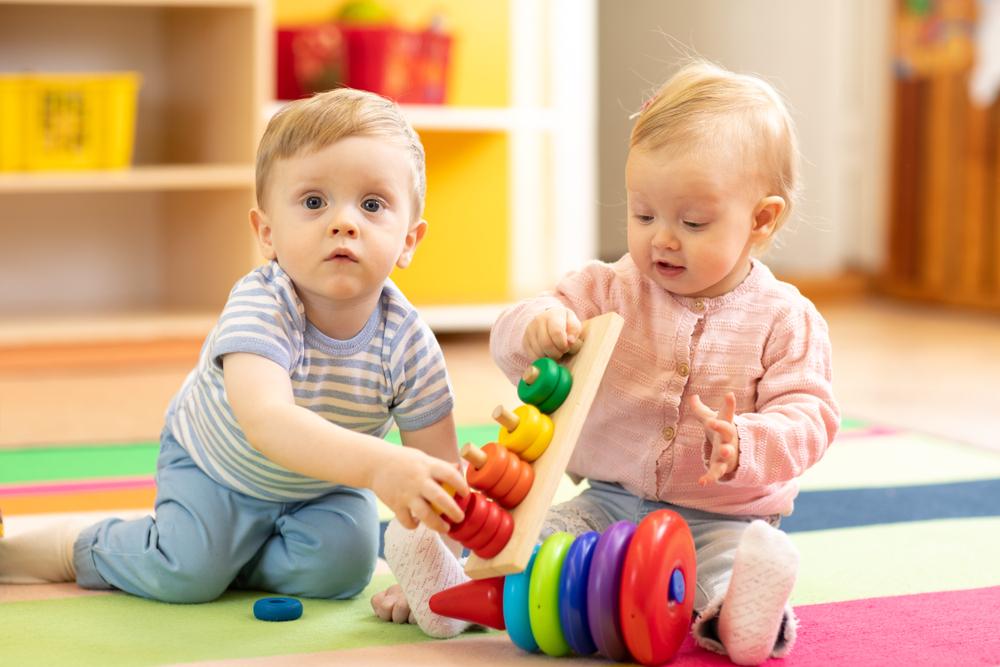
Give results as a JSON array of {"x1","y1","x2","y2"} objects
[
  {"x1": 74, "y1": 430, "x2": 379, "y2": 603},
  {"x1": 540, "y1": 479, "x2": 781, "y2": 613}
]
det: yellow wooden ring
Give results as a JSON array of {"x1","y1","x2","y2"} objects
[
  {"x1": 498, "y1": 405, "x2": 542, "y2": 454},
  {"x1": 519, "y1": 413, "x2": 554, "y2": 462}
]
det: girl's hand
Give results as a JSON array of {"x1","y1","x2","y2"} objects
[
  {"x1": 371, "y1": 583, "x2": 415, "y2": 624},
  {"x1": 689, "y1": 392, "x2": 739, "y2": 486},
  {"x1": 370, "y1": 447, "x2": 468, "y2": 533},
  {"x1": 523, "y1": 307, "x2": 583, "y2": 359}
]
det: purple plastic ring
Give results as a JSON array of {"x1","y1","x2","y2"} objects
[{"x1": 586, "y1": 520, "x2": 635, "y2": 662}]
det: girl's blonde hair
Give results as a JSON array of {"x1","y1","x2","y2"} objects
[
  {"x1": 630, "y1": 60, "x2": 800, "y2": 242},
  {"x1": 255, "y1": 88, "x2": 426, "y2": 219}
]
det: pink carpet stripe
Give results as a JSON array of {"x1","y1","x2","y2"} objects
[
  {"x1": 0, "y1": 583, "x2": 112, "y2": 603},
  {"x1": 185, "y1": 586, "x2": 1000, "y2": 666},
  {"x1": 0, "y1": 476, "x2": 154, "y2": 496},
  {"x1": 836, "y1": 425, "x2": 899, "y2": 440}
]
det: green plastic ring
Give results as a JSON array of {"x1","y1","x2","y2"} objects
[
  {"x1": 517, "y1": 358, "x2": 561, "y2": 406},
  {"x1": 536, "y1": 367, "x2": 572, "y2": 414},
  {"x1": 528, "y1": 532, "x2": 574, "y2": 656}
]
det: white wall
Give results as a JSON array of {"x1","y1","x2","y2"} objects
[{"x1": 596, "y1": 0, "x2": 893, "y2": 276}]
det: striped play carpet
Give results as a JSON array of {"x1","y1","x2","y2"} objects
[{"x1": 1, "y1": 420, "x2": 999, "y2": 666}]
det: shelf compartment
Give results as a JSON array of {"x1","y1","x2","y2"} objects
[{"x1": 0, "y1": 164, "x2": 253, "y2": 193}]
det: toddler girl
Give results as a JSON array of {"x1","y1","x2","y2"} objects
[{"x1": 379, "y1": 60, "x2": 839, "y2": 666}]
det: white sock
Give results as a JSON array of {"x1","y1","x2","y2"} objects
[
  {"x1": 717, "y1": 520, "x2": 799, "y2": 665},
  {"x1": 0, "y1": 518, "x2": 93, "y2": 584},
  {"x1": 383, "y1": 519, "x2": 472, "y2": 639}
]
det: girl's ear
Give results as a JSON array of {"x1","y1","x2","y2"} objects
[
  {"x1": 751, "y1": 196, "x2": 786, "y2": 242},
  {"x1": 250, "y1": 208, "x2": 277, "y2": 261},
  {"x1": 396, "y1": 218, "x2": 428, "y2": 269}
]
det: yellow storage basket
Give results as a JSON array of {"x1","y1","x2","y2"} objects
[{"x1": 0, "y1": 72, "x2": 141, "y2": 171}]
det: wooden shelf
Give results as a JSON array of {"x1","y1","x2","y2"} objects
[
  {"x1": 0, "y1": 312, "x2": 217, "y2": 347},
  {"x1": 0, "y1": 164, "x2": 254, "y2": 194}
]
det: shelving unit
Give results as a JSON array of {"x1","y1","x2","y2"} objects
[
  {"x1": 0, "y1": 0, "x2": 270, "y2": 353},
  {"x1": 0, "y1": 0, "x2": 595, "y2": 363}
]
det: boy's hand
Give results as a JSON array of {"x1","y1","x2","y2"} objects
[
  {"x1": 371, "y1": 447, "x2": 469, "y2": 533},
  {"x1": 523, "y1": 307, "x2": 583, "y2": 359},
  {"x1": 690, "y1": 392, "x2": 740, "y2": 486}
]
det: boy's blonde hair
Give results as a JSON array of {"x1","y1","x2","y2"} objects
[
  {"x1": 630, "y1": 60, "x2": 800, "y2": 242},
  {"x1": 255, "y1": 88, "x2": 426, "y2": 220}
]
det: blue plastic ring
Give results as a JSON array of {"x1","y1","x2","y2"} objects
[
  {"x1": 253, "y1": 596, "x2": 303, "y2": 622},
  {"x1": 504, "y1": 545, "x2": 540, "y2": 652}
]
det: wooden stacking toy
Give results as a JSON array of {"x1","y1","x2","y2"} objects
[
  {"x1": 460, "y1": 312, "x2": 625, "y2": 579},
  {"x1": 430, "y1": 509, "x2": 696, "y2": 666},
  {"x1": 462, "y1": 442, "x2": 534, "y2": 509}
]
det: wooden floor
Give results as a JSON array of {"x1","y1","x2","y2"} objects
[{"x1": 1, "y1": 297, "x2": 998, "y2": 451}]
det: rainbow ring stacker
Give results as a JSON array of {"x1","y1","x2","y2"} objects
[{"x1": 428, "y1": 509, "x2": 696, "y2": 666}]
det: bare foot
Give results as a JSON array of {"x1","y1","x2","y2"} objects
[{"x1": 370, "y1": 583, "x2": 415, "y2": 624}]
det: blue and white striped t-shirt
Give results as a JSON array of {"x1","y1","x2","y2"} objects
[{"x1": 165, "y1": 261, "x2": 454, "y2": 501}]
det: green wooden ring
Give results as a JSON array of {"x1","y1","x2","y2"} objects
[
  {"x1": 529, "y1": 532, "x2": 574, "y2": 657},
  {"x1": 536, "y1": 367, "x2": 572, "y2": 414},
  {"x1": 518, "y1": 358, "x2": 561, "y2": 406}
]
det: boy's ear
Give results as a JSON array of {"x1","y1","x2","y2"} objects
[
  {"x1": 250, "y1": 208, "x2": 277, "y2": 261},
  {"x1": 751, "y1": 196, "x2": 786, "y2": 241},
  {"x1": 395, "y1": 219, "x2": 428, "y2": 269}
]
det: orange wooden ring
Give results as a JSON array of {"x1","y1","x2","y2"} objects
[
  {"x1": 466, "y1": 442, "x2": 510, "y2": 490},
  {"x1": 491, "y1": 453, "x2": 523, "y2": 498},
  {"x1": 499, "y1": 461, "x2": 534, "y2": 508}
]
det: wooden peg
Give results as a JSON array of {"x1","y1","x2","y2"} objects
[
  {"x1": 492, "y1": 405, "x2": 520, "y2": 432},
  {"x1": 522, "y1": 365, "x2": 540, "y2": 384},
  {"x1": 461, "y1": 443, "x2": 488, "y2": 469}
]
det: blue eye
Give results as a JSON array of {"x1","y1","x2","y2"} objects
[
  {"x1": 362, "y1": 198, "x2": 382, "y2": 213},
  {"x1": 303, "y1": 195, "x2": 324, "y2": 210}
]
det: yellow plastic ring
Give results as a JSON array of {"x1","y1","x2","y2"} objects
[
  {"x1": 499, "y1": 405, "x2": 542, "y2": 453},
  {"x1": 519, "y1": 414, "x2": 554, "y2": 462}
]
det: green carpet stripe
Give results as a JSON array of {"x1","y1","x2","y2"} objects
[
  {"x1": 0, "y1": 425, "x2": 504, "y2": 485},
  {"x1": 0, "y1": 574, "x2": 434, "y2": 667},
  {"x1": 798, "y1": 432, "x2": 1000, "y2": 491},
  {"x1": 789, "y1": 516, "x2": 1000, "y2": 606},
  {"x1": 0, "y1": 443, "x2": 159, "y2": 484}
]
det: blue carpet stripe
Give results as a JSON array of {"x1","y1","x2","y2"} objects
[
  {"x1": 378, "y1": 478, "x2": 1000, "y2": 557},
  {"x1": 783, "y1": 477, "x2": 1000, "y2": 532}
]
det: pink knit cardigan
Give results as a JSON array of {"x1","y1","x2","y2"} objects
[{"x1": 490, "y1": 256, "x2": 840, "y2": 517}]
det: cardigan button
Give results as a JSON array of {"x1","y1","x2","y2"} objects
[
  {"x1": 661, "y1": 425, "x2": 676, "y2": 441},
  {"x1": 677, "y1": 363, "x2": 690, "y2": 377}
]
